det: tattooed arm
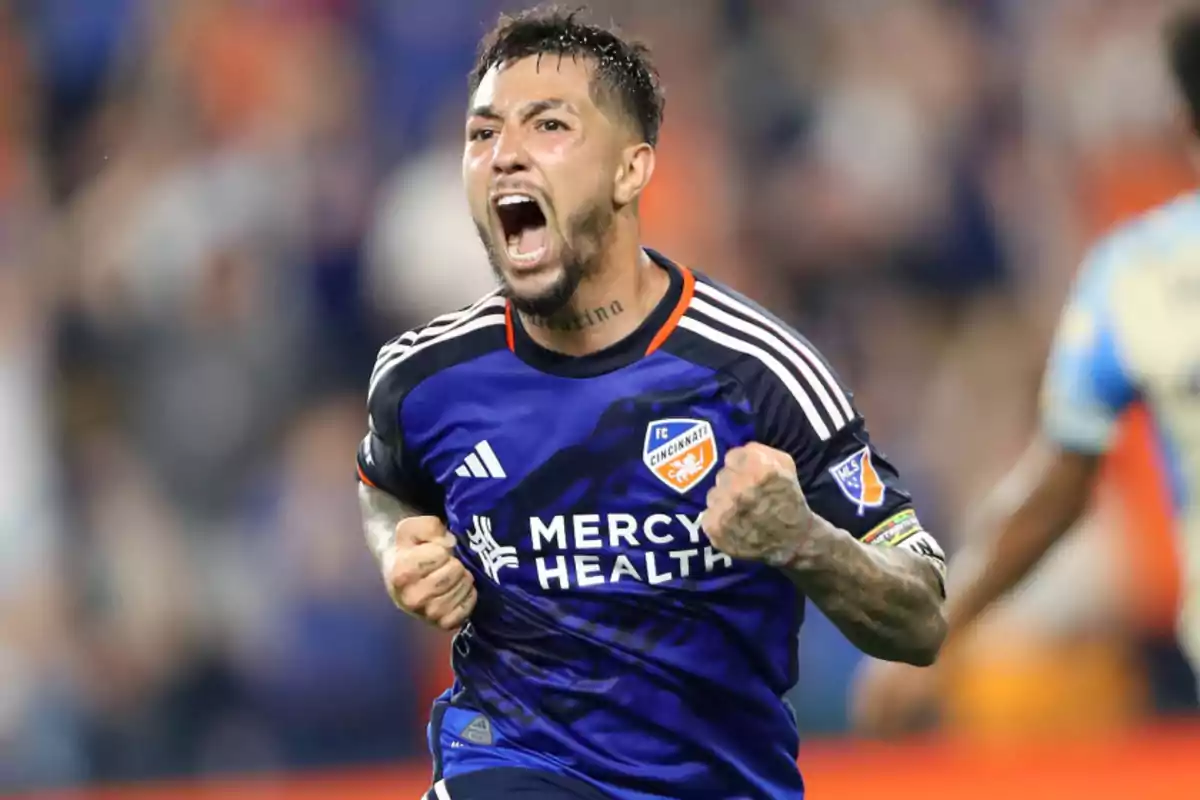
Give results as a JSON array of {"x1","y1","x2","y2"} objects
[
  {"x1": 780, "y1": 511, "x2": 946, "y2": 665},
  {"x1": 359, "y1": 326, "x2": 475, "y2": 630},
  {"x1": 701, "y1": 444, "x2": 947, "y2": 666},
  {"x1": 359, "y1": 481, "x2": 477, "y2": 630},
  {"x1": 359, "y1": 480, "x2": 423, "y2": 564}
]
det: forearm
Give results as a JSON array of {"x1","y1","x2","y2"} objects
[
  {"x1": 943, "y1": 442, "x2": 1097, "y2": 639},
  {"x1": 785, "y1": 517, "x2": 947, "y2": 666},
  {"x1": 358, "y1": 482, "x2": 424, "y2": 565},
  {"x1": 945, "y1": 508, "x2": 1068, "y2": 636}
]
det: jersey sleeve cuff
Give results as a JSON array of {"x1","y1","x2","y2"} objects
[
  {"x1": 357, "y1": 434, "x2": 397, "y2": 494},
  {"x1": 356, "y1": 460, "x2": 380, "y2": 489}
]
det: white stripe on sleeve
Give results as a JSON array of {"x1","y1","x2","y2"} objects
[
  {"x1": 678, "y1": 315, "x2": 832, "y2": 440},
  {"x1": 694, "y1": 282, "x2": 854, "y2": 421}
]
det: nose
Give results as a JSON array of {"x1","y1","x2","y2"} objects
[{"x1": 492, "y1": 128, "x2": 530, "y2": 176}]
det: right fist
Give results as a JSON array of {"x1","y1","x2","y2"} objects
[{"x1": 382, "y1": 516, "x2": 476, "y2": 630}]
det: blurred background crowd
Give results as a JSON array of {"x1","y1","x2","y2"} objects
[{"x1": 2, "y1": 0, "x2": 1199, "y2": 791}]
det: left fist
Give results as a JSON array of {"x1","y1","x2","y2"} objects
[{"x1": 700, "y1": 443, "x2": 814, "y2": 567}]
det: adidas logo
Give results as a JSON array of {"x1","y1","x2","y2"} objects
[{"x1": 455, "y1": 440, "x2": 507, "y2": 479}]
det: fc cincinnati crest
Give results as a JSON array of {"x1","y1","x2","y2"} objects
[
  {"x1": 829, "y1": 445, "x2": 886, "y2": 515},
  {"x1": 643, "y1": 418, "x2": 718, "y2": 494}
]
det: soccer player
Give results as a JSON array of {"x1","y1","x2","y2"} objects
[
  {"x1": 852, "y1": 6, "x2": 1200, "y2": 736},
  {"x1": 357, "y1": 8, "x2": 948, "y2": 799}
]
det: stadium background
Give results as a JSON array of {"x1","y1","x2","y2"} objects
[{"x1": 2, "y1": 0, "x2": 1199, "y2": 796}]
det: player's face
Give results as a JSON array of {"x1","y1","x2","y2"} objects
[{"x1": 464, "y1": 55, "x2": 620, "y2": 317}]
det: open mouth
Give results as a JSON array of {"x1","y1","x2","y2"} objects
[{"x1": 494, "y1": 194, "x2": 549, "y2": 265}]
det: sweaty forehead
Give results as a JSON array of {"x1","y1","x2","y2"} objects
[{"x1": 472, "y1": 55, "x2": 605, "y2": 117}]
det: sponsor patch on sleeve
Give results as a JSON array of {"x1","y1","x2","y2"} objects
[{"x1": 828, "y1": 446, "x2": 887, "y2": 515}]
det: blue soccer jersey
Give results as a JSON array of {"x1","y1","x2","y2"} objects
[{"x1": 358, "y1": 250, "x2": 944, "y2": 800}]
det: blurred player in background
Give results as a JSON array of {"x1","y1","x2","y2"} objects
[
  {"x1": 853, "y1": 5, "x2": 1200, "y2": 736},
  {"x1": 356, "y1": 6, "x2": 946, "y2": 799}
]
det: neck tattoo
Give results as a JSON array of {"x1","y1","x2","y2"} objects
[{"x1": 526, "y1": 300, "x2": 626, "y2": 333}]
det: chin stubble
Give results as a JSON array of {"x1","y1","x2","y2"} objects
[{"x1": 474, "y1": 200, "x2": 613, "y2": 320}]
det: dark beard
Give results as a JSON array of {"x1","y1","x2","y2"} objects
[
  {"x1": 476, "y1": 201, "x2": 612, "y2": 319},
  {"x1": 503, "y1": 255, "x2": 584, "y2": 318}
]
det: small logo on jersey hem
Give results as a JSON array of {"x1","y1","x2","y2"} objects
[
  {"x1": 459, "y1": 714, "x2": 493, "y2": 745},
  {"x1": 828, "y1": 445, "x2": 885, "y2": 515},
  {"x1": 643, "y1": 418, "x2": 718, "y2": 494}
]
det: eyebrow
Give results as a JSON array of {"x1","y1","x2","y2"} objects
[{"x1": 468, "y1": 98, "x2": 574, "y2": 123}]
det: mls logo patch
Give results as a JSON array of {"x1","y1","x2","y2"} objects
[
  {"x1": 829, "y1": 445, "x2": 886, "y2": 515},
  {"x1": 643, "y1": 418, "x2": 718, "y2": 494}
]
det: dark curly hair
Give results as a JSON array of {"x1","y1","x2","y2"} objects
[
  {"x1": 470, "y1": 5, "x2": 665, "y2": 146},
  {"x1": 1167, "y1": 5, "x2": 1200, "y2": 136}
]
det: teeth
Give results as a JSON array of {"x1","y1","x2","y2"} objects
[
  {"x1": 507, "y1": 246, "x2": 547, "y2": 264},
  {"x1": 496, "y1": 194, "x2": 535, "y2": 206}
]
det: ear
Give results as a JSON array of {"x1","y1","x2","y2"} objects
[{"x1": 613, "y1": 142, "x2": 655, "y2": 207}]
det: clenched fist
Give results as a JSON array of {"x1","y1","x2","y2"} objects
[
  {"x1": 700, "y1": 443, "x2": 815, "y2": 567},
  {"x1": 382, "y1": 516, "x2": 476, "y2": 630}
]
